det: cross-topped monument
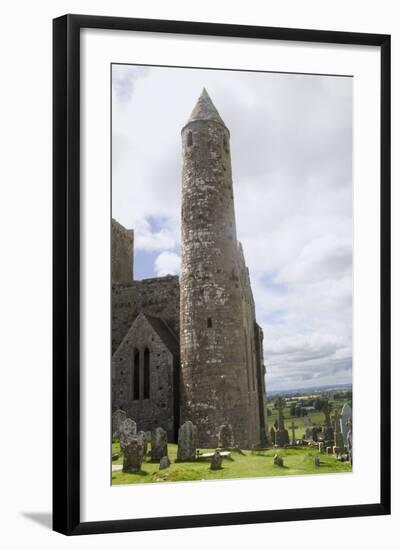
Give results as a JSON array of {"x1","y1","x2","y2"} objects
[
  {"x1": 274, "y1": 398, "x2": 289, "y2": 446},
  {"x1": 289, "y1": 420, "x2": 299, "y2": 446},
  {"x1": 274, "y1": 398, "x2": 286, "y2": 431}
]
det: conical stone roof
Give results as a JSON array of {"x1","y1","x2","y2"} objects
[{"x1": 186, "y1": 88, "x2": 227, "y2": 128}]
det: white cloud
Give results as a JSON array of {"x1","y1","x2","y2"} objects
[
  {"x1": 154, "y1": 252, "x2": 181, "y2": 277},
  {"x1": 112, "y1": 65, "x2": 353, "y2": 391}
]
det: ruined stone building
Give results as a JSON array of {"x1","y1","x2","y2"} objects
[
  {"x1": 112, "y1": 218, "x2": 134, "y2": 283},
  {"x1": 112, "y1": 89, "x2": 267, "y2": 448}
]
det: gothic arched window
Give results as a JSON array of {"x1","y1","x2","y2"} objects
[
  {"x1": 133, "y1": 348, "x2": 140, "y2": 401},
  {"x1": 143, "y1": 347, "x2": 150, "y2": 399}
]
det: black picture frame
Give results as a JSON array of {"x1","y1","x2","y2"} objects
[{"x1": 53, "y1": 14, "x2": 391, "y2": 536}]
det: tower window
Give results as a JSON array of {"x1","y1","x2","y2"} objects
[
  {"x1": 207, "y1": 317, "x2": 213, "y2": 328},
  {"x1": 186, "y1": 131, "x2": 193, "y2": 147},
  {"x1": 133, "y1": 348, "x2": 140, "y2": 401},
  {"x1": 143, "y1": 347, "x2": 150, "y2": 399},
  {"x1": 223, "y1": 134, "x2": 229, "y2": 153}
]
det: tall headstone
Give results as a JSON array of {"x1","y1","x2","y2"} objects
[
  {"x1": 120, "y1": 416, "x2": 144, "y2": 473},
  {"x1": 321, "y1": 400, "x2": 334, "y2": 443},
  {"x1": 112, "y1": 409, "x2": 127, "y2": 439},
  {"x1": 270, "y1": 426, "x2": 276, "y2": 445},
  {"x1": 119, "y1": 418, "x2": 137, "y2": 452},
  {"x1": 151, "y1": 427, "x2": 168, "y2": 461},
  {"x1": 347, "y1": 419, "x2": 353, "y2": 464},
  {"x1": 340, "y1": 402, "x2": 352, "y2": 444},
  {"x1": 274, "y1": 398, "x2": 289, "y2": 446},
  {"x1": 289, "y1": 420, "x2": 299, "y2": 446},
  {"x1": 332, "y1": 410, "x2": 345, "y2": 455},
  {"x1": 137, "y1": 430, "x2": 148, "y2": 457},
  {"x1": 122, "y1": 435, "x2": 145, "y2": 473},
  {"x1": 218, "y1": 424, "x2": 234, "y2": 449},
  {"x1": 177, "y1": 421, "x2": 197, "y2": 461}
]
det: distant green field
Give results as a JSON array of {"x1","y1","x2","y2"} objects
[
  {"x1": 267, "y1": 398, "x2": 349, "y2": 440},
  {"x1": 111, "y1": 443, "x2": 351, "y2": 485}
]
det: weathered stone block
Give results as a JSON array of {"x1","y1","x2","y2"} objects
[
  {"x1": 122, "y1": 436, "x2": 145, "y2": 473},
  {"x1": 210, "y1": 450, "x2": 222, "y2": 470},
  {"x1": 112, "y1": 409, "x2": 127, "y2": 440},
  {"x1": 159, "y1": 456, "x2": 171, "y2": 470},
  {"x1": 119, "y1": 418, "x2": 137, "y2": 452},
  {"x1": 273, "y1": 454, "x2": 284, "y2": 467},
  {"x1": 177, "y1": 421, "x2": 197, "y2": 461},
  {"x1": 151, "y1": 427, "x2": 168, "y2": 461}
]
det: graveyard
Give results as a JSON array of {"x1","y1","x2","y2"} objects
[
  {"x1": 111, "y1": 391, "x2": 353, "y2": 486},
  {"x1": 112, "y1": 442, "x2": 351, "y2": 485}
]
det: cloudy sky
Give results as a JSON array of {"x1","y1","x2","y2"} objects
[{"x1": 112, "y1": 64, "x2": 353, "y2": 392}]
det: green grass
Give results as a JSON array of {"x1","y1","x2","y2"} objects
[{"x1": 111, "y1": 443, "x2": 351, "y2": 485}]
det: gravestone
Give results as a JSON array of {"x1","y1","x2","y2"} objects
[
  {"x1": 332, "y1": 410, "x2": 345, "y2": 455},
  {"x1": 270, "y1": 426, "x2": 276, "y2": 445},
  {"x1": 318, "y1": 442, "x2": 325, "y2": 453},
  {"x1": 119, "y1": 418, "x2": 137, "y2": 452},
  {"x1": 177, "y1": 421, "x2": 197, "y2": 461},
  {"x1": 122, "y1": 435, "x2": 145, "y2": 473},
  {"x1": 340, "y1": 402, "x2": 352, "y2": 445},
  {"x1": 273, "y1": 454, "x2": 284, "y2": 467},
  {"x1": 274, "y1": 398, "x2": 289, "y2": 446},
  {"x1": 321, "y1": 401, "x2": 334, "y2": 444},
  {"x1": 218, "y1": 423, "x2": 234, "y2": 449},
  {"x1": 289, "y1": 420, "x2": 299, "y2": 446},
  {"x1": 347, "y1": 419, "x2": 353, "y2": 464},
  {"x1": 112, "y1": 409, "x2": 127, "y2": 439},
  {"x1": 210, "y1": 450, "x2": 222, "y2": 470},
  {"x1": 120, "y1": 418, "x2": 143, "y2": 473},
  {"x1": 314, "y1": 457, "x2": 321, "y2": 467},
  {"x1": 304, "y1": 428, "x2": 312, "y2": 441},
  {"x1": 159, "y1": 456, "x2": 170, "y2": 470},
  {"x1": 137, "y1": 430, "x2": 148, "y2": 457},
  {"x1": 311, "y1": 427, "x2": 320, "y2": 442},
  {"x1": 151, "y1": 427, "x2": 168, "y2": 461}
]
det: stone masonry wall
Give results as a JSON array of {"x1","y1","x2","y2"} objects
[
  {"x1": 112, "y1": 314, "x2": 177, "y2": 440},
  {"x1": 112, "y1": 218, "x2": 134, "y2": 283},
  {"x1": 112, "y1": 276, "x2": 180, "y2": 354},
  {"x1": 179, "y1": 92, "x2": 263, "y2": 449}
]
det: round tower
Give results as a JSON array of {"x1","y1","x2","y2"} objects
[{"x1": 180, "y1": 89, "x2": 261, "y2": 449}]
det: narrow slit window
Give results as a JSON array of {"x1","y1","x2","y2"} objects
[
  {"x1": 207, "y1": 317, "x2": 213, "y2": 328},
  {"x1": 223, "y1": 134, "x2": 229, "y2": 153},
  {"x1": 133, "y1": 349, "x2": 140, "y2": 401},
  {"x1": 143, "y1": 347, "x2": 150, "y2": 399},
  {"x1": 186, "y1": 130, "x2": 193, "y2": 147}
]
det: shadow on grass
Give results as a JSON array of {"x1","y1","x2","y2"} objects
[
  {"x1": 123, "y1": 469, "x2": 149, "y2": 476},
  {"x1": 230, "y1": 448, "x2": 247, "y2": 456}
]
